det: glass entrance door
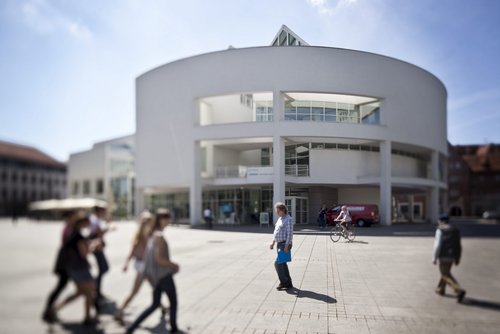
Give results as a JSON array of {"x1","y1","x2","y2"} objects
[{"x1": 285, "y1": 196, "x2": 309, "y2": 224}]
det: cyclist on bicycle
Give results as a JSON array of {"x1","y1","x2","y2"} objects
[{"x1": 335, "y1": 205, "x2": 352, "y2": 237}]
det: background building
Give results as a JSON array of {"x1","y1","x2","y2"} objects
[
  {"x1": 0, "y1": 140, "x2": 66, "y2": 217},
  {"x1": 135, "y1": 26, "x2": 448, "y2": 225},
  {"x1": 67, "y1": 135, "x2": 135, "y2": 218},
  {"x1": 448, "y1": 143, "x2": 500, "y2": 217}
]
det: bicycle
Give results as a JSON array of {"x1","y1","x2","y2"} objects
[{"x1": 329, "y1": 219, "x2": 356, "y2": 242}]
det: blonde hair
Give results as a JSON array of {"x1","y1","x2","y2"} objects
[
  {"x1": 132, "y1": 211, "x2": 153, "y2": 247},
  {"x1": 274, "y1": 202, "x2": 288, "y2": 215}
]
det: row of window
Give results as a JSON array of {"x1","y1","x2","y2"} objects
[
  {"x1": 72, "y1": 179, "x2": 104, "y2": 196},
  {"x1": 201, "y1": 93, "x2": 381, "y2": 126},
  {"x1": 0, "y1": 189, "x2": 61, "y2": 201},
  {"x1": 0, "y1": 171, "x2": 65, "y2": 185}
]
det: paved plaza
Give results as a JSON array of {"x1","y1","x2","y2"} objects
[{"x1": 1, "y1": 219, "x2": 500, "y2": 334}]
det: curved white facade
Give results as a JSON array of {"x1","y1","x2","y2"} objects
[{"x1": 136, "y1": 46, "x2": 448, "y2": 225}]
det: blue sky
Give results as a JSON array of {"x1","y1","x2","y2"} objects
[{"x1": 1, "y1": 0, "x2": 499, "y2": 161}]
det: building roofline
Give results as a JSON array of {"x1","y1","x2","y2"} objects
[
  {"x1": 0, "y1": 139, "x2": 66, "y2": 168},
  {"x1": 136, "y1": 45, "x2": 447, "y2": 95}
]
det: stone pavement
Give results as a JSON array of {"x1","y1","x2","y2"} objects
[{"x1": 1, "y1": 219, "x2": 500, "y2": 334}]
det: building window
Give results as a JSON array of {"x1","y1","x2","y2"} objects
[
  {"x1": 72, "y1": 181, "x2": 79, "y2": 195},
  {"x1": 83, "y1": 180, "x2": 91, "y2": 195},
  {"x1": 285, "y1": 143, "x2": 309, "y2": 176},
  {"x1": 96, "y1": 179, "x2": 104, "y2": 194},
  {"x1": 283, "y1": 92, "x2": 380, "y2": 125}
]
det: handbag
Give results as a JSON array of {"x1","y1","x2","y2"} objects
[{"x1": 277, "y1": 248, "x2": 291, "y2": 264}]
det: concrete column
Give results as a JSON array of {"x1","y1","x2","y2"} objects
[
  {"x1": 379, "y1": 140, "x2": 392, "y2": 226},
  {"x1": 272, "y1": 90, "x2": 285, "y2": 223},
  {"x1": 427, "y1": 150, "x2": 439, "y2": 222},
  {"x1": 189, "y1": 140, "x2": 203, "y2": 226},
  {"x1": 273, "y1": 135, "x2": 285, "y2": 223}
]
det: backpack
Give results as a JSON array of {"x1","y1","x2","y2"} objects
[{"x1": 439, "y1": 226, "x2": 461, "y2": 261}]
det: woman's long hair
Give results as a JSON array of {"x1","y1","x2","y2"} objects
[{"x1": 133, "y1": 211, "x2": 153, "y2": 246}]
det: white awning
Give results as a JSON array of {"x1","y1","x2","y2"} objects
[{"x1": 29, "y1": 198, "x2": 108, "y2": 211}]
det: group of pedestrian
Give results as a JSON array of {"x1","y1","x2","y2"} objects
[
  {"x1": 42, "y1": 207, "x2": 180, "y2": 333},
  {"x1": 42, "y1": 206, "x2": 110, "y2": 325},
  {"x1": 42, "y1": 199, "x2": 466, "y2": 332}
]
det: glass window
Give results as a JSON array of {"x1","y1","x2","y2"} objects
[
  {"x1": 283, "y1": 93, "x2": 380, "y2": 124},
  {"x1": 72, "y1": 181, "x2": 79, "y2": 195},
  {"x1": 96, "y1": 179, "x2": 104, "y2": 194},
  {"x1": 285, "y1": 101, "x2": 296, "y2": 120},
  {"x1": 288, "y1": 34, "x2": 296, "y2": 46},
  {"x1": 279, "y1": 30, "x2": 287, "y2": 45},
  {"x1": 83, "y1": 180, "x2": 90, "y2": 195}
]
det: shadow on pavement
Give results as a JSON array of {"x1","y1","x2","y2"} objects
[
  {"x1": 462, "y1": 298, "x2": 500, "y2": 311},
  {"x1": 287, "y1": 288, "x2": 337, "y2": 304},
  {"x1": 50, "y1": 322, "x2": 105, "y2": 334}
]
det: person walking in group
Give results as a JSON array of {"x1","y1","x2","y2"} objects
[
  {"x1": 42, "y1": 210, "x2": 78, "y2": 323},
  {"x1": 317, "y1": 204, "x2": 327, "y2": 229},
  {"x1": 53, "y1": 215, "x2": 101, "y2": 325},
  {"x1": 126, "y1": 208, "x2": 179, "y2": 334},
  {"x1": 115, "y1": 211, "x2": 168, "y2": 322},
  {"x1": 433, "y1": 214, "x2": 466, "y2": 303},
  {"x1": 89, "y1": 205, "x2": 110, "y2": 307},
  {"x1": 270, "y1": 202, "x2": 293, "y2": 291}
]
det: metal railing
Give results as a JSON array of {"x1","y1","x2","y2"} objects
[{"x1": 285, "y1": 164, "x2": 309, "y2": 177}]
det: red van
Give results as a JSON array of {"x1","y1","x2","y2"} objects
[{"x1": 326, "y1": 204, "x2": 379, "y2": 227}]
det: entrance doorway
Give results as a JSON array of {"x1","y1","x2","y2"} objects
[{"x1": 285, "y1": 196, "x2": 309, "y2": 224}]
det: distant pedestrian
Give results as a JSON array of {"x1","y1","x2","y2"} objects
[
  {"x1": 126, "y1": 208, "x2": 179, "y2": 334},
  {"x1": 203, "y1": 206, "x2": 213, "y2": 229},
  {"x1": 41, "y1": 210, "x2": 78, "y2": 323},
  {"x1": 53, "y1": 214, "x2": 101, "y2": 325},
  {"x1": 115, "y1": 211, "x2": 168, "y2": 322},
  {"x1": 433, "y1": 214, "x2": 466, "y2": 303},
  {"x1": 317, "y1": 204, "x2": 327, "y2": 229},
  {"x1": 270, "y1": 202, "x2": 293, "y2": 291},
  {"x1": 89, "y1": 205, "x2": 110, "y2": 306}
]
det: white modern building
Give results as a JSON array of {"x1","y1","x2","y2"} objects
[
  {"x1": 68, "y1": 135, "x2": 135, "y2": 218},
  {"x1": 135, "y1": 25, "x2": 448, "y2": 225}
]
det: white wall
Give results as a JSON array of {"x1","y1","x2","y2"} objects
[
  {"x1": 213, "y1": 147, "x2": 240, "y2": 167},
  {"x1": 309, "y1": 149, "x2": 380, "y2": 184},
  {"x1": 392, "y1": 155, "x2": 426, "y2": 178},
  {"x1": 239, "y1": 149, "x2": 261, "y2": 166},
  {"x1": 68, "y1": 146, "x2": 105, "y2": 197},
  {"x1": 338, "y1": 187, "x2": 380, "y2": 204}
]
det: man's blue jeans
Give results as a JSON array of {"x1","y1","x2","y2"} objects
[{"x1": 275, "y1": 242, "x2": 292, "y2": 287}]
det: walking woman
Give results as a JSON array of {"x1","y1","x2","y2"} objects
[
  {"x1": 126, "y1": 208, "x2": 179, "y2": 334},
  {"x1": 42, "y1": 210, "x2": 77, "y2": 323},
  {"x1": 53, "y1": 215, "x2": 101, "y2": 325},
  {"x1": 115, "y1": 211, "x2": 168, "y2": 321}
]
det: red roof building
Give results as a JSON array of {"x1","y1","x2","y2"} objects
[
  {"x1": 0, "y1": 140, "x2": 67, "y2": 217},
  {"x1": 448, "y1": 143, "x2": 500, "y2": 217}
]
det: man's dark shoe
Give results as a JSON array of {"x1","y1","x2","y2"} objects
[
  {"x1": 457, "y1": 290, "x2": 466, "y2": 303},
  {"x1": 434, "y1": 288, "x2": 445, "y2": 296},
  {"x1": 276, "y1": 284, "x2": 287, "y2": 290}
]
